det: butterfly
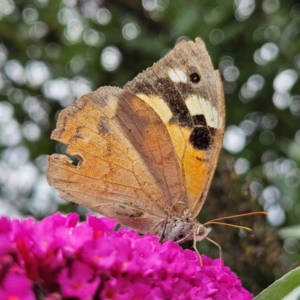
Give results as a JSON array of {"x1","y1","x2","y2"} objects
[{"x1": 47, "y1": 37, "x2": 225, "y2": 247}]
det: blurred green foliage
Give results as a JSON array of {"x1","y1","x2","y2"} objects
[{"x1": 0, "y1": 0, "x2": 300, "y2": 295}]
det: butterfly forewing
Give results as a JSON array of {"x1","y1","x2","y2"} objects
[
  {"x1": 124, "y1": 38, "x2": 225, "y2": 216},
  {"x1": 47, "y1": 87, "x2": 188, "y2": 234}
]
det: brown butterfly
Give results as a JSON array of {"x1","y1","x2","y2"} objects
[{"x1": 47, "y1": 38, "x2": 225, "y2": 248}]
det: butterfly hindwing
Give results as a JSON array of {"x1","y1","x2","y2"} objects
[{"x1": 47, "y1": 87, "x2": 187, "y2": 234}]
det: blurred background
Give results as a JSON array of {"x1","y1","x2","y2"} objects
[{"x1": 0, "y1": 0, "x2": 299, "y2": 296}]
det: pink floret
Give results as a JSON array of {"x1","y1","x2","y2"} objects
[{"x1": 0, "y1": 213, "x2": 252, "y2": 299}]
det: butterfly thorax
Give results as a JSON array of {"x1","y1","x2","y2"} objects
[{"x1": 158, "y1": 210, "x2": 211, "y2": 243}]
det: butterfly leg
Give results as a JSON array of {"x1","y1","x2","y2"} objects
[
  {"x1": 158, "y1": 218, "x2": 168, "y2": 242},
  {"x1": 174, "y1": 233, "x2": 193, "y2": 244},
  {"x1": 193, "y1": 232, "x2": 203, "y2": 266},
  {"x1": 205, "y1": 237, "x2": 223, "y2": 263}
]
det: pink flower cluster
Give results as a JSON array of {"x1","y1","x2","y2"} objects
[{"x1": 0, "y1": 213, "x2": 252, "y2": 300}]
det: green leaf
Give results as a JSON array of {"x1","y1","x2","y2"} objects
[
  {"x1": 278, "y1": 225, "x2": 300, "y2": 240},
  {"x1": 254, "y1": 267, "x2": 300, "y2": 300}
]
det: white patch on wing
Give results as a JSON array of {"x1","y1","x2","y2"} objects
[
  {"x1": 185, "y1": 95, "x2": 222, "y2": 129},
  {"x1": 168, "y1": 68, "x2": 187, "y2": 83},
  {"x1": 136, "y1": 93, "x2": 173, "y2": 123}
]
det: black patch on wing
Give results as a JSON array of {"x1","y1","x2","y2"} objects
[
  {"x1": 192, "y1": 114, "x2": 207, "y2": 126},
  {"x1": 189, "y1": 113, "x2": 217, "y2": 150},
  {"x1": 189, "y1": 127, "x2": 212, "y2": 150},
  {"x1": 154, "y1": 77, "x2": 193, "y2": 128}
]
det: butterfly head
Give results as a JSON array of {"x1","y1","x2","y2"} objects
[
  {"x1": 194, "y1": 224, "x2": 211, "y2": 243},
  {"x1": 159, "y1": 210, "x2": 211, "y2": 244}
]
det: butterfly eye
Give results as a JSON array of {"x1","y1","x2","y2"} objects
[{"x1": 190, "y1": 72, "x2": 201, "y2": 83}]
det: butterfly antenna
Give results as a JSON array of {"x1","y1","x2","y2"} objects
[
  {"x1": 205, "y1": 211, "x2": 268, "y2": 223},
  {"x1": 205, "y1": 221, "x2": 254, "y2": 235},
  {"x1": 204, "y1": 211, "x2": 268, "y2": 235}
]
